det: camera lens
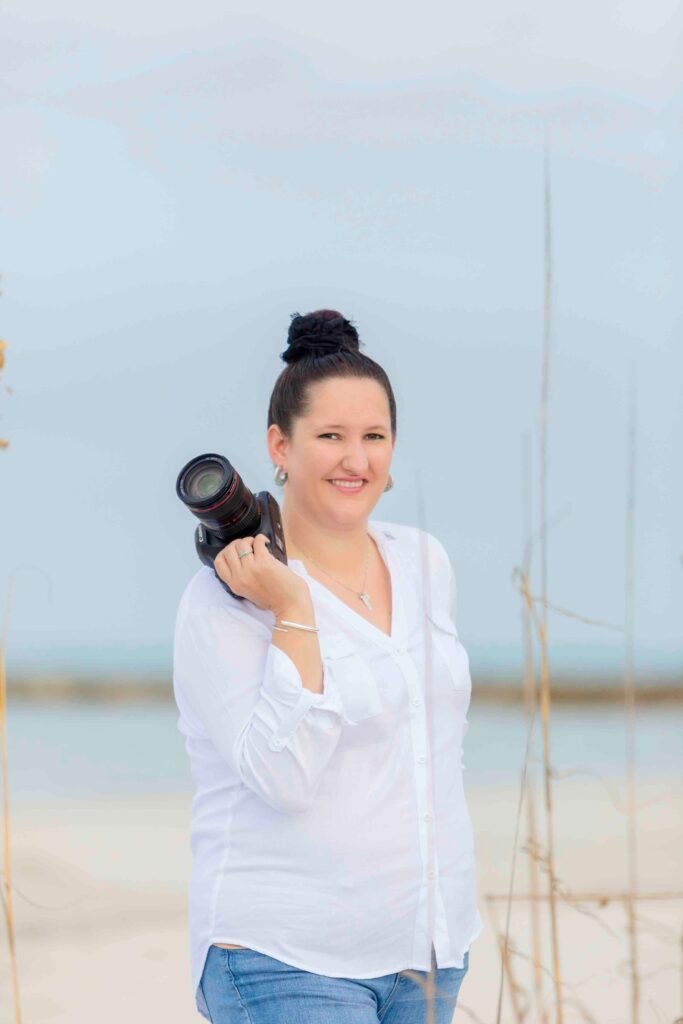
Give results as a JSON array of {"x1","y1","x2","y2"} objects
[
  {"x1": 184, "y1": 459, "x2": 226, "y2": 502},
  {"x1": 176, "y1": 453, "x2": 261, "y2": 543}
]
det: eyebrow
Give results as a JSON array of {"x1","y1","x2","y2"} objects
[{"x1": 317, "y1": 424, "x2": 388, "y2": 430}]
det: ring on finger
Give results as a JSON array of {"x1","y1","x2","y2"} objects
[{"x1": 238, "y1": 548, "x2": 254, "y2": 559}]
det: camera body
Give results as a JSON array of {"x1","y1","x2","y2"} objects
[
  {"x1": 176, "y1": 453, "x2": 288, "y2": 600},
  {"x1": 193, "y1": 489, "x2": 287, "y2": 577}
]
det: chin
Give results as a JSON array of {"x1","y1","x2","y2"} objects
[{"x1": 333, "y1": 503, "x2": 377, "y2": 525}]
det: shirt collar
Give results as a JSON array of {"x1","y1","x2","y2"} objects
[{"x1": 368, "y1": 521, "x2": 397, "y2": 544}]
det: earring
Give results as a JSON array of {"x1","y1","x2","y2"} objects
[
  {"x1": 383, "y1": 473, "x2": 394, "y2": 492},
  {"x1": 273, "y1": 465, "x2": 288, "y2": 486}
]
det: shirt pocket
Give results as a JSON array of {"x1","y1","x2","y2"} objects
[
  {"x1": 318, "y1": 632, "x2": 384, "y2": 724},
  {"x1": 425, "y1": 609, "x2": 472, "y2": 692}
]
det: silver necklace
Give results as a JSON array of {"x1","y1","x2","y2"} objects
[{"x1": 294, "y1": 535, "x2": 373, "y2": 611}]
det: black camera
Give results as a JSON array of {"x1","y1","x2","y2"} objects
[{"x1": 175, "y1": 453, "x2": 288, "y2": 600}]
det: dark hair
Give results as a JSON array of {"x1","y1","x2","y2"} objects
[{"x1": 267, "y1": 309, "x2": 397, "y2": 440}]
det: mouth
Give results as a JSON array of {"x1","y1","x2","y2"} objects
[{"x1": 327, "y1": 479, "x2": 368, "y2": 493}]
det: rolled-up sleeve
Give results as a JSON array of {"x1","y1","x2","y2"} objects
[{"x1": 173, "y1": 605, "x2": 349, "y2": 814}]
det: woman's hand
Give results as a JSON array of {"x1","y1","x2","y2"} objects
[{"x1": 214, "y1": 534, "x2": 310, "y2": 614}]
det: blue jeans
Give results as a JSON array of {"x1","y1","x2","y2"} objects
[{"x1": 199, "y1": 944, "x2": 470, "y2": 1023}]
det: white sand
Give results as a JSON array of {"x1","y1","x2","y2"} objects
[{"x1": 0, "y1": 777, "x2": 680, "y2": 1024}]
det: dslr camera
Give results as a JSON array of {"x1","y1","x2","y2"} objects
[{"x1": 176, "y1": 453, "x2": 287, "y2": 601}]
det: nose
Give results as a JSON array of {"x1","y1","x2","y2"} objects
[{"x1": 338, "y1": 444, "x2": 371, "y2": 476}]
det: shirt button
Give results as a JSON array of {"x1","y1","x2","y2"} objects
[
  {"x1": 417, "y1": 755, "x2": 426, "y2": 764},
  {"x1": 412, "y1": 698, "x2": 422, "y2": 707},
  {"x1": 428, "y1": 869, "x2": 436, "y2": 879},
  {"x1": 424, "y1": 812, "x2": 432, "y2": 822},
  {"x1": 269, "y1": 736, "x2": 285, "y2": 750}
]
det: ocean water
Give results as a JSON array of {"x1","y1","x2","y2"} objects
[{"x1": 5, "y1": 702, "x2": 681, "y2": 803}]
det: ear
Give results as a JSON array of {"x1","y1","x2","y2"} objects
[{"x1": 267, "y1": 423, "x2": 289, "y2": 467}]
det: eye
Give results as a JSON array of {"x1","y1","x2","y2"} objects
[{"x1": 319, "y1": 432, "x2": 387, "y2": 440}]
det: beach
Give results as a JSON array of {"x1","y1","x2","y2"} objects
[{"x1": 1, "y1": 779, "x2": 680, "y2": 1022}]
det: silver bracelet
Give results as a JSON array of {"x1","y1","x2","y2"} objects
[{"x1": 274, "y1": 619, "x2": 320, "y2": 634}]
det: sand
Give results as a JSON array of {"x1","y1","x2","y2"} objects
[{"x1": 0, "y1": 777, "x2": 680, "y2": 1024}]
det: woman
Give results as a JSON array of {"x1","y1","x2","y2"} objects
[{"x1": 173, "y1": 309, "x2": 482, "y2": 1023}]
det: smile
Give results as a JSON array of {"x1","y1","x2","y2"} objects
[{"x1": 328, "y1": 480, "x2": 367, "y2": 492}]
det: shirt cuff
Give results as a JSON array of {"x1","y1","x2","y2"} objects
[{"x1": 260, "y1": 643, "x2": 347, "y2": 751}]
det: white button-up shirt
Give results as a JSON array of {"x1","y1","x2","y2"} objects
[{"x1": 172, "y1": 518, "x2": 482, "y2": 1021}]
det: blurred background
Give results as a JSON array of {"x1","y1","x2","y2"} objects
[{"x1": 0, "y1": 1, "x2": 680, "y2": 1022}]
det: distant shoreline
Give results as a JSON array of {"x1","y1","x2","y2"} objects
[{"x1": 6, "y1": 675, "x2": 682, "y2": 704}]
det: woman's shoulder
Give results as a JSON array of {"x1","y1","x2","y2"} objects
[
  {"x1": 174, "y1": 565, "x2": 272, "y2": 637},
  {"x1": 370, "y1": 518, "x2": 451, "y2": 575},
  {"x1": 372, "y1": 519, "x2": 454, "y2": 621},
  {"x1": 177, "y1": 565, "x2": 229, "y2": 614}
]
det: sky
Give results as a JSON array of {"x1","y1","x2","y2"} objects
[{"x1": 1, "y1": 1, "x2": 681, "y2": 682}]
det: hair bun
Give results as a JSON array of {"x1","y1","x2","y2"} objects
[{"x1": 283, "y1": 309, "x2": 360, "y2": 364}]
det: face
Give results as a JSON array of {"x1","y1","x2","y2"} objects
[{"x1": 267, "y1": 376, "x2": 395, "y2": 528}]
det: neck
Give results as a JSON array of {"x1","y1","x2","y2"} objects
[{"x1": 281, "y1": 504, "x2": 372, "y2": 576}]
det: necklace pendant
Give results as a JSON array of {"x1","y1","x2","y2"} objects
[{"x1": 359, "y1": 592, "x2": 373, "y2": 611}]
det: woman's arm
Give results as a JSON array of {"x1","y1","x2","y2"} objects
[
  {"x1": 173, "y1": 597, "x2": 349, "y2": 815},
  {"x1": 214, "y1": 531, "x2": 342, "y2": 698},
  {"x1": 269, "y1": 590, "x2": 324, "y2": 695}
]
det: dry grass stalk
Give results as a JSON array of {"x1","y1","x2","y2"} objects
[
  {"x1": 486, "y1": 895, "x2": 527, "y2": 1023},
  {"x1": 492, "y1": 560, "x2": 681, "y2": 1019},
  {"x1": 538, "y1": 129, "x2": 564, "y2": 1024},
  {"x1": 491, "y1": 931, "x2": 602, "y2": 1024},
  {"x1": 493, "y1": 133, "x2": 567, "y2": 1021},
  {"x1": 486, "y1": 891, "x2": 683, "y2": 905},
  {"x1": 518, "y1": 595, "x2": 622, "y2": 632},
  {"x1": 523, "y1": 786, "x2": 546, "y2": 1021},
  {"x1": 0, "y1": 580, "x2": 22, "y2": 1023},
  {"x1": 521, "y1": 432, "x2": 547, "y2": 1024},
  {"x1": 624, "y1": 367, "x2": 640, "y2": 1024},
  {"x1": 472, "y1": 137, "x2": 675, "y2": 1023},
  {"x1": 493, "y1": 553, "x2": 595, "y2": 1024},
  {"x1": 509, "y1": 567, "x2": 570, "y2": 1022},
  {"x1": 0, "y1": 304, "x2": 21, "y2": 1021},
  {"x1": 486, "y1": 888, "x2": 683, "y2": 1021}
]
